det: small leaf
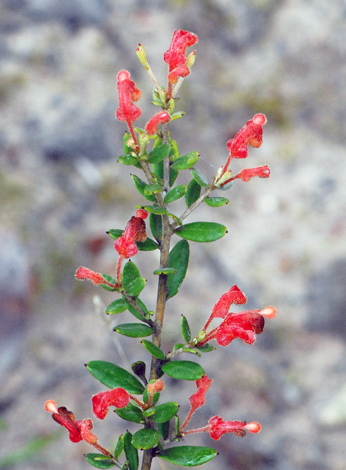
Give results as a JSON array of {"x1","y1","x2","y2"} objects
[
  {"x1": 190, "y1": 167, "x2": 208, "y2": 187},
  {"x1": 114, "y1": 323, "x2": 154, "y2": 338},
  {"x1": 196, "y1": 343, "x2": 215, "y2": 353},
  {"x1": 147, "y1": 143, "x2": 171, "y2": 163},
  {"x1": 157, "y1": 446, "x2": 218, "y2": 467},
  {"x1": 122, "y1": 261, "x2": 140, "y2": 290},
  {"x1": 114, "y1": 435, "x2": 124, "y2": 459},
  {"x1": 169, "y1": 139, "x2": 179, "y2": 161},
  {"x1": 126, "y1": 298, "x2": 150, "y2": 321},
  {"x1": 118, "y1": 155, "x2": 141, "y2": 167},
  {"x1": 167, "y1": 240, "x2": 189, "y2": 299},
  {"x1": 141, "y1": 339, "x2": 165, "y2": 360},
  {"x1": 131, "y1": 429, "x2": 159, "y2": 450},
  {"x1": 164, "y1": 185, "x2": 188, "y2": 204},
  {"x1": 100, "y1": 274, "x2": 117, "y2": 292},
  {"x1": 85, "y1": 453, "x2": 115, "y2": 469},
  {"x1": 150, "y1": 213, "x2": 162, "y2": 241},
  {"x1": 125, "y1": 277, "x2": 146, "y2": 297},
  {"x1": 131, "y1": 175, "x2": 155, "y2": 202},
  {"x1": 151, "y1": 402, "x2": 179, "y2": 423},
  {"x1": 171, "y1": 152, "x2": 199, "y2": 170},
  {"x1": 115, "y1": 403, "x2": 144, "y2": 424},
  {"x1": 124, "y1": 432, "x2": 138, "y2": 470},
  {"x1": 175, "y1": 222, "x2": 227, "y2": 243},
  {"x1": 144, "y1": 183, "x2": 162, "y2": 196},
  {"x1": 107, "y1": 229, "x2": 123, "y2": 240},
  {"x1": 141, "y1": 204, "x2": 168, "y2": 215},
  {"x1": 106, "y1": 299, "x2": 128, "y2": 314},
  {"x1": 185, "y1": 178, "x2": 201, "y2": 207},
  {"x1": 136, "y1": 238, "x2": 158, "y2": 251},
  {"x1": 157, "y1": 421, "x2": 170, "y2": 440},
  {"x1": 181, "y1": 315, "x2": 191, "y2": 343},
  {"x1": 204, "y1": 197, "x2": 229, "y2": 207},
  {"x1": 153, "y1": 267, "x2": 178, "y2": 275},
  {"x1": 161, "y1": 361, "x2": 205, "y2": 380},
  {"x1": 86, "y1": 361, "x2": 144, "y2": 394},
  {"x1": 123, "y1": 132, "x2": 132, "y2": 154}
]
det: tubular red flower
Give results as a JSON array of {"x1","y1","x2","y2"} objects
[
  {"x1": 75, "y1": 267, "x2": 105, "y2": 286},
  {"x1": 147, "y1": 379, "x2": 165, "y2": 395},
  {"x1": 114, "y1": 210, "x2": 148, "y2": 259},
  {"x1": 207, "y1": 415, "x2": 261, "y2": 440},
  {"x1": 180, "y1": 376, "x2": 213, "y2": 432},
  {"x1": 92, "y1": 388, "x2": 130, "y2": 420},
  {"x1": 115, "y1": 70, "x2": 142, "y2": 124},
  {"x1": 227, "y1": 114, "x2": 267, "y2": 160},
  {"x1": 164, "y1": 30, "x2": 198, "y2": 87},
  {"x1": 145, "y1": 111, "x2": 171, "y2": 135},
  {"x1": 203, "y1": 285, "x2": 247, "y2": 331}
]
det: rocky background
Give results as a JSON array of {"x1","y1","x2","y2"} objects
[{"x1": 1, "y1": 0, "x2": 346, "y2": 469}]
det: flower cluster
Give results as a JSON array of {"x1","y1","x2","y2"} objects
[{"x1": 197, "y1": 285, "x2": 276, "y2": 347}]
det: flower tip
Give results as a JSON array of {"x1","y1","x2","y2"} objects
[
  {"x1": 45, "y1": 400, "x2": 58, "y2": 414},
  {"x1": 244, "y1": 421, "x2": 261, "y2": 433},
  {"x1": 117, "y1": 69, "x2": 131, "y2": 81},
  {"x1": 135, "y1": 209, "x2": 148, "y2": 220},
  {"x1": 253, "y1": 114, "x2": 267, "y2": 126},
  {"x1": 260, "y1": 306, "x2": 277, "y2": 319}
]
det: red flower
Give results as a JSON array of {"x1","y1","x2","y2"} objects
[
  {"x1": 114, "y1": 209, "x2": 148, "y2": 259},
  {"x1": 115, "y1": 70, "x2": 142, "y2": 124},
  {"x1": 164, "y1": 30, "x2": 198, "y2": 86},
  {"x1": 145, "y1": 111, "x2": 171, "y2": 135},
  {"x1": 207, "y1": 415, "x2": 261, "y2": 440},
  {"x1": 147, "y1": 379, "x2": 165, "y2": 395},
  {"x1": 92, "y1": 388, "x2": 130, "y2": 420},
  {"x1": 203, "y1": 285, "x2": 247, "y2": 331},
  {"x1": 180, "y1": 375, "x2": 213, "y2": 432},
  {"x1": 45, "y1": 400, "x2": 98, "y2": 444},
  {"x1": 227, "y1": 114, "x2": 267, "y2": 160}
]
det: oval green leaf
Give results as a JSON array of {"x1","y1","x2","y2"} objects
[
  {"x1": 131, "y1": 175, "x2": 155, "y2": 202},
  {"x1": 181, "y1": 315, "x2": 191, "y2": 343},
  {"x1": 150, "y1": 213, "x2": 162, "y2": 241},
  {"x1": 141, "y1": 204, "x2": 168, "y2": 215},
  {"x1": 147, "y1": 143, "x2": 171, "y2": 163},
  {"x1": 114, "y1": 323, "x2": 154, "y2": 338},
  {"x1": 171, "y1": 152, "x2": 199, "y2": 170},
  {"x1": 115, "y1": 403, "x2": 144, "y2": 424},
  {"x1": 126, "y1": 298, "x2": 150, "y2": 321},
  {"x1": 157, "y1": 446, "x2": 218, "y2": 467},
  {"x1": 169, "y1": 139, "x2": 179, "y2": 160},
  {"x1": 86, "y1": 361, "x2": 145, "y2": 394},
  {"x1": 114, "y1": 434, "x2": 124, "y2": 459},
  {"x1": 164, "y1": 185, "x2": 188, "y2": 204},
  {"x1": 118, "y1": 155, "x2": 140, "y2": 167},
  {"x1": 185, "y1": 178, "x2": 201, "y2": 207},
  {"x1": 107, "y1": 229, "x2": 123, "y2": 240},
  {"x1": 131, "y1": 428, "x2": 159, "y2": 450},
  {"x1": 106, "y1": 299, "x2": 128, "y2": 314},
  {"x1": 123, "y1": 132, "x2": 132, "y2": 154},
  {"x1": 190, "y1": 167, "x2": 208, "y2": 187},
  {"x1": 122, "y1": 261, "x2": 140, "y2": 290},
  {"x1": 141, "y1": 339, "x2": 165, "y2": 360},
  {"x1": 167, "y1": 240, "x2": 189, "y2": 299},
  {"x1": 124, "y1": 432, "x2": 138, "y2": 470},
  {"x1": 175, "y1": 222, "x2": 227, "y2": 243},
  {"x1": 204, "y1": 196, "x2": 229, "y2": 207},
  {"x1": 85, "y1": 453, "x2": 115, "y2": 469},
  {"x1": 152, "y1": 402, "x2": 179, "y2": 423},
  {"x1": 157, "y1": 421, "x2": 170, "y2": 440},
  {"x1": 153, "y1": 267, "x2": 178, "y2": 275},
  {"x1": 100, "y1": 274, "x2": 117, "y2": 292},
  {"x1": 161, "y1": 361, "x2": 205, "y2": 381},
  {"x1": 144, "y1": 183, "x2": 162, "y2": 196},
  {"x1": 136, "y1": 237, "x2": 159, "y2": 251},
  {"x1": 125, "y1": 277, "x2": 146, "y2": 297}
]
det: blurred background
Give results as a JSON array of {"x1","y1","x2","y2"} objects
[{"x1": 1, "y1": 0, "x2": 346, "y2": 469}]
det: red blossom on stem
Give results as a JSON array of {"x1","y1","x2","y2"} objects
[
  {"x1": 114, "y1": 209, "x2": 148, "y2": 285},
  {"x1": 182, "y1": 415, "x2": 261, "y2": 440},
  {"x1": 164, "y1": 30, "x2": 198, "y2": 95},
  {"x1": 145, "y1": 111, "x2": 171, "y2": 136},
  {"x1": 92, "y1": 388, "x2": 130, "y2": 420},
  {"x1": 115, "y1": 70, "x2": 142, "y2": 152},
  {"x1": 180, "y1": 375, "x2": 213, "y2": 432},
  {"x1": 75, "y1": 267, "x2": 116, "y2": 288},
  {"x1": 147, "y1": 379, "x2": 165, "y2": 406},
  {"x1": 203, "y1": 285, "x2": 247, "y2": 331}
]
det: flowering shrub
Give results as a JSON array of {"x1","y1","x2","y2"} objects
[{"x1": 45, "y1": 30, "x2": 276, "y2": 470}]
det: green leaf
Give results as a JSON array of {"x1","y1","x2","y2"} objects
[
  {"x1": 144, "y1": 183, "x2": 162, "y2": 196},
  {"x1": 131, "y1": 429, "x2": 159, "y2": 450},
  {"x1": 122, "y1": 261, "x2": 140, "y2": 290},
  {"x1": 86, "y1": 361, "x2": 145, "y2": 394},
  {"x1": 161, "y1": 361, "x2": 205, "y2": 380},
  {"x1": 136, "y1": 237, "x2": 158, "y2": 251},
  {"x1": 147, "y1": 143, "x2": 171, "y2": 163},
  {"x1": 190, "y1": 167, "x2": 208, "y2": 187},
  {"x1": 181, "y1": 315, "x2": 191, "y2": 343},
  {"x1": 171, "y1": 152, "x2": 199, "y2": 170},
  {"x1": 196, "y1": 343, "x2": 215, "y2": 353},
  {"x1": 123, "y1": 132, "x2": 131, "y2": 154},
  {"x1": 169, "y1": 139, "x2": 179, "y2": 161},
  {"x1": 125, "y1": 277, "x2": 146, "y2": 297},
  {"x1": 141, "y1": 339, "x2": 165, "y2": 360},
  {"x1": 204, "y1": 196, "x2": 229, "y2": 207},
  {"x1": 157, "y1": 421, "x2": 170, "y2": 441},
  {"x1": 185, "y1": 178, "x2": 201, "y2": 207},
  {"x1": 85, "y1": 454, "x2": 115, "y2": 469},
  {"x1": 114, "y1": 323, "x2": 154, "y2": 338},
  {"x1": 167, "y1": 240, "x2": 189, "y2": 299},
  {"x1": 124, "y1": 432, "x2": 138, "y2": 470},
  {"x1": 153, "y1": 267, "x2": 177, "y2": 275},
  {"x1": 150, "y1": 213, "x2": 162, "y2": 241},
  {"x1": 100, "y1": 274, "x2": 117, "y2": 291},
  {"x1": 107, "y1": 229, "x2": 123, "y2": 240},
  {"x1": 115, "y1": 403, "x2": 144, "y2": 424},
  {"x1": 106, "y1": 299, "x2": 128, "y2": 314},
  {"x1": 175, "y1": 222, "x2": 227, "y2": 243},
  {"x1": 151, "y1": 402, "x2": 179, "y2": 423},
  {"x1": 157, "y1": 446, "x2": 218, "y2": 467},
  {"x1": 118, "y1": 155, "x2": 141, "y2": 168},
  {"x1": 141, "y1": 204, "x2": 168, "y2": 215},
  {"x1": 114, "y1": 435, "x2": 124, "y2": 459},
  {"x1": 164, "y1": 185, "x2": 188, "y2": 204},
  {"x1": 126, "y1": 298, "x2": 151, "y2": 321},
  {"x1": 131, "y1": 175, "x2": 155, "y2": 202}
]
